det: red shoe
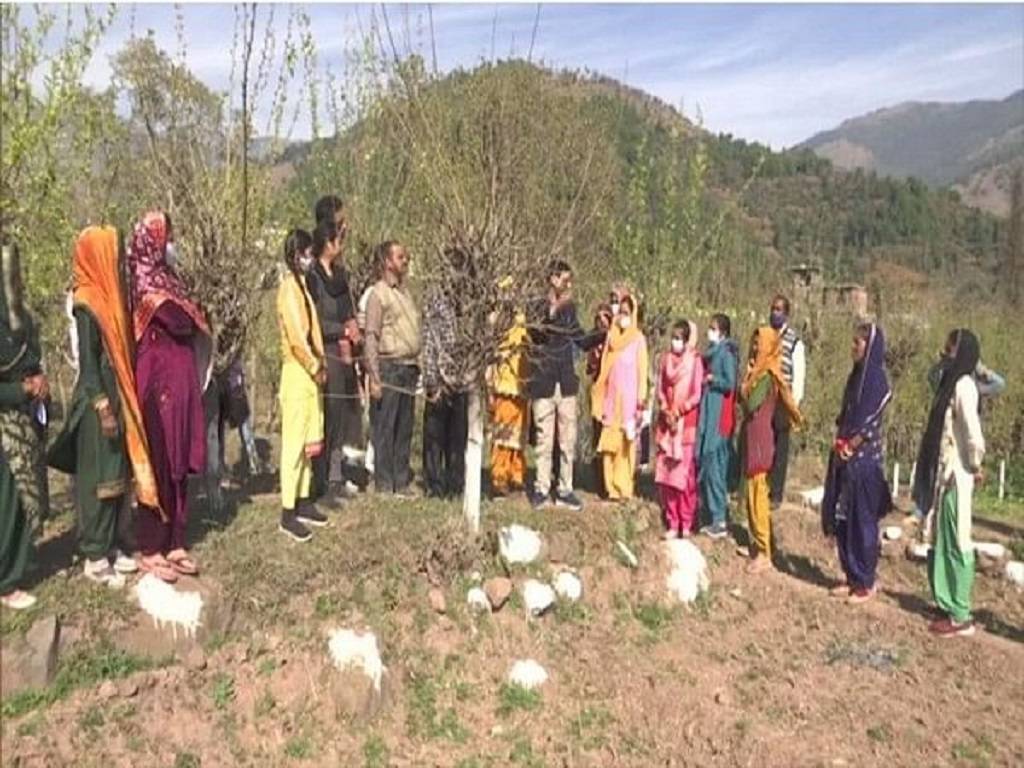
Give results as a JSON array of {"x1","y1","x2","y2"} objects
[{"x1": 929, "y1": 617, "x2": 976, "y2": 638}]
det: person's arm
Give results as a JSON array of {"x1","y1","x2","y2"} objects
[
  {"x1": 682, "y1": 354, "x2": 704, "y2": 413},
  {"x1": 278, "y1": 281, "x2": 322, "y2": 378},
  {"x1": 956, "y1": 377, "x2": 985, "y2": 472},
  {"x1": 636, "y1": 337, "x2": 649, "y2": 409},
  {"x1": 975, "y1": 362, "x2": 1006, "y2": 398},
  {"x1": 75, "y1": 308, "x2": 107, "y2": 408},
  {"x1": 710, "y1": 348, "x2": 738, "y2": 394},
  {"x1": 791, "y1": 338, "x2": 806, "y2": 405},
  {"x1": 363, "y1": 287, "x2": 383, "y2": 392}
]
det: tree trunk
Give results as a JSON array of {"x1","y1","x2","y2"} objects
[{"x1": 463, "y1": 386, "x2": 484, "y2": 535}]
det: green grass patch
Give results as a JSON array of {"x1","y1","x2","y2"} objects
[
  {"x1": 78, "y1": 703, "x2": 105, "y2": 731},
  {"x1": 254, "y1": 688, "x2": 276, "y2": 718},
  {"x1": 866, "y1": 723, "x2": 893, "y2": 744},
  {"x1": 284, "y1": 735, "x2": 314, "y2": 759},
  {"x1": 210, "y1": 673, "x2": 236, "y2": 711},
  {"x1": 952, "y1": 733, "x2": 995, "y2": 767},
  {"x1": 1, "y1": 644, "x2": 160, "y2": 719},
  {"x1": 173, "y1": 753, "x2": 201, "y2": 768},
  {"x1": 633, "y1": 601, "x2": 676, "y2": 634},
  {"x1": 509, "y1": 737, "x2": 546, "y2": 767},
  {"x1": 406, "y1": 674, "x2": 470, "y2": 742},
  {"x1": 569, "y1": 705, "x2": 615, "y2": 751},
  {"x1": 362, "y1": 734, "x2": 389, "y2": 768},
  {"x1": 497, "y1": 682, "x2": 542, "y2": 717}
]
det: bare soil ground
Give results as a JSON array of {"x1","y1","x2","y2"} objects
[{"x1": 2, "y1": 472, "x2": 1023, "y2": 768}]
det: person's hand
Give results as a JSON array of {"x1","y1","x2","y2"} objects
[
  {"x1": 24, "y1": 374, "x2": 48, "y2": 400},
  {"x1": 838, "y1": 443, "x2": 854, "y2": 462},
  {"x1": 973, "y1": 467, "x2": 985, "y2": 486},
  {"x1": 370, "y1": 380, "x2": 383, "y2": 401},
  {"x1": 98, "y1": 403, "x2": 119, "y2": 438},
  {"x1": 315, "y1": 368, "x2": 328, "y2": 386},
  {"x1": 704, "y1": 373, "x2": 713, "y2": 384},
  {"x1": 426, "y1": 389, "x2": 442, "y2": 404}
]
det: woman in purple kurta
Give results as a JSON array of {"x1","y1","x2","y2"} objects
[
  {"x1": 821, "y1": 322, "x2": 892, "y2": 603},
  {"x1": 129, "y1": 211, "x2": 211, "y2": 580}
]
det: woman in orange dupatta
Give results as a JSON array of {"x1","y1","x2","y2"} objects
[
  {"x1": 738, "y1": 326, "x2": 802, "y2": 572},
  {"x1": 591, "y1": 294, "x2": 649, "y2": 500},
  {"x1": 128, "y1": 211, "x2": 211, "y2": 581},
  {"x1": 49, "y1": 226, "x2": 159, "y2": 586}
]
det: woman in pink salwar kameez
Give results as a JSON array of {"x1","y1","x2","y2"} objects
[{"x1": 655, "y1": 320, "x2": 704, "y2": 538}]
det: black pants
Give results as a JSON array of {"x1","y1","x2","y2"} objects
[
  {"x1": 591, "y1": 418, "x2": 606, "y2": 499},
  {"x1": 371, "y1": 361, "x2": 418, "y2": 493},
  {"x1": 423, "y1": 392, "x2": 468, "y2": 498},
  {"x1": 315, "y1": 357, "x2": 364, "y2": 498},
  {"x1": 770, "y1": 405, "x2": 791, "y2": 505}
]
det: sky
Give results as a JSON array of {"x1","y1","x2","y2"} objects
[{"x1": 44, "y1": 2, "x2": 1024, "y2": 149}]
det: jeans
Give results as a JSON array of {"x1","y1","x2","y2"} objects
[{"x1": 423, "y1": 392, "x2": 468, "y2": 498}]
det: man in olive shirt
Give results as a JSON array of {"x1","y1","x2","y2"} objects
[{"x1": 364, "y1": 241, "x2": 421, "y2": 495}]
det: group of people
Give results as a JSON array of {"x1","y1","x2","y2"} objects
[{"x1": 0, "y1": 199, "x2": 1007, "y2": 640}]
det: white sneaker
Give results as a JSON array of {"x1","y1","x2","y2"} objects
[
  {"x1": 111, "y1": 549, "x2": 139, "y2": 574},
  {"x1": 1, "y1": 590, "x2": 37, "y2": 610},
  {"x1": 84, "y1": 559, "x2": 126, "y2": 589},
  {"x1": 344, "y1": 480, "x2": 359, "y2": 496}
]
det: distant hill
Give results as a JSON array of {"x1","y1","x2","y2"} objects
[{"x1": 799, "y1": 91, "x2": 1023, "y2": 216}]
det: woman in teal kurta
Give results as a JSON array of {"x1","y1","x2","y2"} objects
[{"x1": 696, "y1": 313, "x2": 738, "y2": 538}]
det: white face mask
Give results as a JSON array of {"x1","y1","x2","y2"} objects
[
  {"x1": 707, "y1": 329, "x2": 721, "y2": 345},
  {"x1": 165, "y1": 242, "x2": 178, "y2": 268},
  {"x1": 619, "y1": 315, "x2": 632, "y2": 329},
  {"x1": 671, "y1": 338, "x2": 685, "y2": 354},
  {"x1": 610, "y1": 302, "x2": 621, "y2": 316},
  {"x1": 297, "y1": 254, "x2": 314, "y2": 273}
]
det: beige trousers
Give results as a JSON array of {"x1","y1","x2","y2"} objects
[{"x1": 532, "y1": 384, "x2": 577, "y2": 496}]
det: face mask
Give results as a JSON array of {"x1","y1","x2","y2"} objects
[
  {"x1": 610, "y1": 302, "x2": 621, "y2": 316},
  {"x1": 619, "y1": 316, "x2": 632, "y2": 330},
  {"x1": 708, "y1": 329, "x2": 721, "y2": 345},
  {"x1": 671, "y1": 338, "x2": 684, "y2": 353},
  {"x1": 165, "y1": 242, "x2": 178, "y2": 268},
  {"x1": 298, "y1": 255, "x2": 314, "y2": 273},
  {"x1": 770, "y1": 310, "x2": 786, "y2": 330}
]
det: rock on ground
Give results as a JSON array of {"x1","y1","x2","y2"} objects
[
  {"x1": 1006, "y1": 560, "x2": 1024, "y2": 588},
  {"x1": 326, "y1": 628, "x2": 390, "y2": 721},
  {"x1": 428, "y1": 587, "x2": 447, "y2": 614},
  {"x1": 665, "y1": 539, "x2": 710, "y2": 604},
  {"x1": 484, "y1": 577, "x2": 513, "y2": 611},
  {"x1": 466, "y1": 587, "x2": 491, "y2": 614},
  {"x1": 553, "y1": 571, "x2": 583, "y2": 602},
  {"x1": 521, "y1": 579, "x2": 556, "y2": 616},
  {"x1": 0, "y1": 615, "x2": 61, "y2": 696},
  {"x1": 498, "y1": 524, "x2": 543, "y2": 564},
  {"x1": 508, "y1": 659, "x2": 548, "y2": 690}
]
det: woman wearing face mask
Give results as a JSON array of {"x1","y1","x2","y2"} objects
[
  {"x1": 696, "y1": 314, "x2": 739, "y2": 539},
  {"x1": 276, "y1": 229, "x2": 328, "y2": 542},
  {"x1": 128, "y1": 211, "x2": 211, "y2": 581},
  {"x1": 591, "y1": 294, "x2": 648, "y2": 501},
  {"x1": 655, "y1": 320, "x2": 704, "y2": 538},
  {"x1": 821, "y1": 323, "x2": 892, "y2": 604}
]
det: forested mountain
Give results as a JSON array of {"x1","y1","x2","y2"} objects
[{"x1": 798, "y1": 90, "x2": 1023, "y2": 216}]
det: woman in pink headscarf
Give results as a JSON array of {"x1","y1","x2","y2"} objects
[
  {"x1": 128, "y1": 211, "x2": 212, "y2": 581},
  {"x1": 655, "y1": 319, "x2": 704, "y2": 538}
]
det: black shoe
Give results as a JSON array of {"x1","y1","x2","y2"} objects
[
  {"x1": 528, "y1": 489, "x2": 549, "y2": 510},
  {"x1": 554, "y1": 491, "x2": 584, "y2": 511},
  {"x1": 296, "y1": 501, "x2": 329, "y2": 527},
  {"x1": 319, "y1": 492, "x2": 345, "y2": 511},
  {"x1": 279, "y1": 511, "x2": 312, "y2": 542}
]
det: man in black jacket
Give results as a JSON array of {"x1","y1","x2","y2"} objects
[
  {"x1": 527, "y1": 260, "x2": 603, "y2": 511},
  {"x1": 307, "y1": 199, "x2": 363, "y2": 504}
]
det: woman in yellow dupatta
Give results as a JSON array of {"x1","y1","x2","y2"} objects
[
  {"x1": 487, "y1": 310, "x2": 530, "y2": 497},
  {"x1": 738, "y1": 325, "x2": 802, "y2": 571},
  {"x1": 591, "y1": 294, "x2": 649, "y2": 500}
]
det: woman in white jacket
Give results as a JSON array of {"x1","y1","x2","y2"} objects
[{"x1": 914, "y1": 329, "x2": 985, "y2": 638}]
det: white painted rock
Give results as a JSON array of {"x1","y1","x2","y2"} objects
[
  {"x1": 907, "y1": 542, "x2": 930, "y2": 561},
  {"x1": 521, "y1": 579, "x2": 556, "y2": 616},
  {"x1": 974, "y1": 542, "x2": 1006, "y2": 560},
  {"x1": 553, "y1": 571, "x2": 583, "y2": 603},
  {"x1": 665, "y1": 539, "x2": 710, "y2": 604},
  {"x1": 883, "y1": 526, "x2": 903, "y2": 541},
  {"x1": 499, "y1": 524, "x2": 543, "y2": 564},
  {"x1": 1006, "y1": 561, "x2": 1024, "y2": 588},
  {"x1": 135, "y1": 574, "x2": 203, "y2": 639},
  {"x1": 327, "y1": 629, "x2": 385, "y2": 692},
  {"x1": 800, "y1": 486, "x2": 825, "y2": 510},
  {"x1": 466, "y1": 587, "x2": 491, "y2": 614},
  {"x1": 508, "y1": 659, "x2": 548, "y2": 690}
]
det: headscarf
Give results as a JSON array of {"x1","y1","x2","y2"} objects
[
  {"x1": 0, "y1": 242, "x2": 41, "y2": 380},
  {"x1": 661, "y1": 320, "x2": 699, "y2": 388},
  {"x1": 912, "y1": 328, "x2": 980, "y2": 514},
  {"x1": 591, "y1": 293, "x2": 646, "y2": 425},
  {"x1": 73, "y1": 226, "x2": 162, "y2": 514},
  {"x1": 127, "y1": 211, "x2": 210, "y2": 342},
  {"x1": 836, "y1": 323, "x2": 891, "y2": 438},
  {"x1": 741, "y1": 325, "x2": 802, "y2": 426}
]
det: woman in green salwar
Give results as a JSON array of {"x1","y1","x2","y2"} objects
[
  {"x1": 49, "y1": 226, "x2": 150, "y2": 588},
  {"x1": 0, "y1": 240, "x2": 49, "y2": 610}
]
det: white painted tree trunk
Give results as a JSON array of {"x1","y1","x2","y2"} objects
[{"x1": 463, "y1": 386, "x2": 484, "y2": 535}]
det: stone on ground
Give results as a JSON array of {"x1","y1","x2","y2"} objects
[
  {"x1": 521, "y1": 579, "x2": 556, "y2": 616},
  {"x1": 800, "y1": 486, "x2": 825, "y2": 510},
  {"x1": 327, "y1": 628, "x2": 390, "y2": 720},
  {"x1": 508, "y1": 659, "x2": 548, "y2": 690},
  {"x1": 466, "y1": 587, "x2": 491, "y2": 614},
  {"x1": 553, "y1": 571, "x2": 583, "y2": 602},
  {"x1": 974, "y1": 542, "x2": 1006, "y2": 559},
  {"x1": 498, "y1": 524, "x2": 543, "y2": 564},
  {"x1": 483, "y1": 577, "x2": 514, "y2": 611},
  {"x1": 615, "y1": 540, "x2": 639, "y2": 569},
  {"x1": 883, "y1": 526, "x2": 903, "y2": 541},
  {"x1": 665, "y1": 539, "x2": 710, "y2": 604},
  {"x1": 1006, "y1": 560, "x2": 1024, "y2": 588},
  {"x1": 428, "y1": 587, "x2": 447, "y2": 614},
  {"x1": 0, "y1": 615, "x2": 60, "y2": 696}
]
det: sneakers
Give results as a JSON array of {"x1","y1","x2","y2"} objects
[
  {"x1": 83, "y1": 559, "x2": 126, "y2": 589},
  {"x1": 528, "y1": 490, "x2": 549, "y2": 510},
  {"x1": 554, "y1": 492, "x2": 584, "y2": 511},
  {"x1": 929, "y1": 617, "x2": 976, "y2": 638},
  {"x1": 279, "y1": 510, "x2": 312, "y2": 542},
  {"x1": 702, "y1": 523, "x2": 729, "y2": 540},
  {"x1": 296, "y1": 502, "x2": 329, "y2": 528},
  {"x1": 1, "y1": 590, "x2": 37, "y2": 610},
  {"x1": 111, "y1": 549, "x2": 139, "y2": 574}
]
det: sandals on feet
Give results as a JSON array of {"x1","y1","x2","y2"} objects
[
  {"x1": 166, "y1": 550, "x2": 200, "y2": 576},
  {"x1": 138, "y1": 555, "x2": 178, "y2": 583}
]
